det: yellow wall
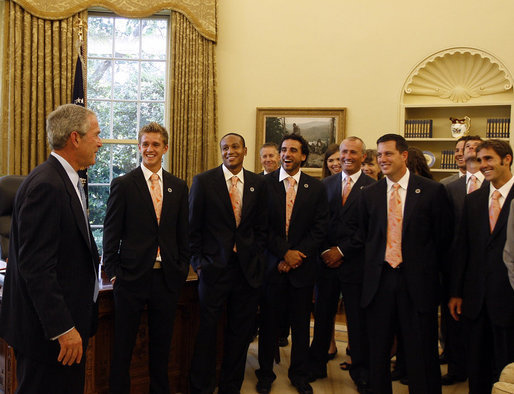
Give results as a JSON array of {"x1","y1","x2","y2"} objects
[{"x1": 216, "y1": 0, "x2": 514, "y2": 170}]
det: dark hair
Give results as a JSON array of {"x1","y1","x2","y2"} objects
[
  {"x1": 362, "y1": 149, "x2": 383, "y2": 179},
  {"x1": 407, "y1": 147, "x2": 433, "y2": 179},
  {"x1": 456, "y1": 136, "x2": 468, "y2": 145},
  {"x1": 465, "y1": 135, "x2": 483, "y2": 144},
  {"x1": 220, "y1": 132, "x2": 246, "y2": 148},
  {"x1": 476, "y1": 139, "x2": 513, "y2": 168},
  {"x1": 260, "y1": 142, "x2": 278, "y2": 153},
  {"x1": 138, "y1": 122, "x2": 169, "y2": 145},
  {"x1": 280, "y1": 133, "x2": 310, "y2": 166},
  {"x1": 376, "y1": 133, "x2": 408, "y2": 153},
  {"x1": 322, "y1": 143, "x2": 340, "y2": 179}
]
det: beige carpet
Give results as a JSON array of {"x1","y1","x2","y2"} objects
[{"x1": 241, "y1": 322, "x2": 469, "y2": 393}]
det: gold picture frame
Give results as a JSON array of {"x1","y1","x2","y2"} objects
[{"x1": 255, "y1": 107, "x2": 346, "y2": 177}]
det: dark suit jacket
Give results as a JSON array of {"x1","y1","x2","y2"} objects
[
  {"x1": 189, "y1": 165, "x2": 267, "y2": 288},
  {"x1": 265, "y1": 170, "x2": 329, "y2": 288},
  {"x1": 451, "y1": 184, "x2": 514, "y2": 327},
  {"x1": 103, "y1": 166, "x2": 190, "y2": 291},
  {"x1": 359, "y1": 174, "x2": 453, "y2": 312},
  {"x1": 446, "y1": 175, "x2": 489, "y2": 226},
  {"x1": 0, "y1": 155, "x2": 99, "y2": 363},
  {"x1": 320, "y1": 172, "x2": 375, "y2": 283}
]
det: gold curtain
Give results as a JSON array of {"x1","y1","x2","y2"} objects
[
  {"x1": 169, "y1": 11, "x2": 217, "y2": 184},
  {"x1": 0, "y1": 1, "x2": 86, "y2": 175}
]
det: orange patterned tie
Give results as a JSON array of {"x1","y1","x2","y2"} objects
[
  {"x1": 149, "y1": 173, "x2": 162, "y2": 223},
  {"x1": 229, "y1": 176, "x2": 242, "y2": 227},
  {"x1": 489, "y1": 190, "x2": 501, "y2": 232},
  {"x1": 385, "y1": 183, "x2": 403, "y2": 268},
  {"x1": 285, "y1": 177, "x2": 297, "y2": 236},
  {"x1": 468, "y1": 175, "x2": 479, "y2": 194},
  {"x1": 342, "y1": 176, "x2": 352, "y2": 206}
]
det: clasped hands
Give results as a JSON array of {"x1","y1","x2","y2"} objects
[{"x1": 278, "y1": 250, "x2": 306, "y2": 273}]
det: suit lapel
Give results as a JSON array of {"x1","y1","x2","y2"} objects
[
  {"x1": 133, "y1": 167, "x2": 158, "y2": 224},
  {"x1": 490, "y1": 183, "x2": 514, "y2": 240},
  {"x1": 240, "y1": 169, "x2": 255, "y2": 223},
  {"x1": 290, "y1": 172, "x2": 309, "y2": 225},
  {"x1": 49, "y1": 156, "x2": 92, "y2": 250},
  {"x1": 342, "y1": 173, "x2": 366, "y2": 213},
  {"x1": 160, "y1": 171, "x2": 173, "y2": 223},
  {"x1": 213, "y1": 165, "x2": 237, "y2": 225},
  {"x1": 376, "y1": 179, "x2": 388, "y2": 239},
  {"x1": 403, "y1": 175, "x2": 421, "y2": 231}
]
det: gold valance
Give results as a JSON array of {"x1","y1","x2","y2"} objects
[{"x1": 10, "y1": 0, "x2": 217, "y2": 41}]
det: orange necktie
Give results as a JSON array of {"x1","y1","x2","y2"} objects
[
  {"x1": 229, "y1": 176, "x2": 242, "y2": 227},
  {"x1": 468, "y1": 175, "x2": 479, "y2": 194},
  {"x1": 149, "y1": 173, "x2": 162, "y2": 223},
  {"x1": 285, "y1": 177, "x2": 296, "y2": 236},
  {"x1": 385, "y1": 183, "x2": 402, "y2": 268},
  {"x1": 342, "y1": 176, "x2": 352, "y2": 206},
  {"x1": 489, "y1": 190, "x2": 501, "y2": 232}
]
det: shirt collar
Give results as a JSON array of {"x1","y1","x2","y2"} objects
[
  {"x1": 141, "y1": 163, "x2": 163, "y2": 181},
  {"x1": 51, "y1": 151, "x2": 79, "y2": 187},
  {"x1": 466, "y1": 170, "x2": 484, "y2": 183},
  {"x1": 386, "y1": 168, "x2": 410, "y2": 192},
  {"x1": 222, "y1": 164, "x2": 244, "y2": 184},
  {"x1": 489, "y1": 174, "x2": 514, "y2": 200},
  {"x1": 279, "y1": 166, "x2": 301, "y2": 184},
  {"x1": 341, "y1": 169, "x2": 362, "y2": 184}
]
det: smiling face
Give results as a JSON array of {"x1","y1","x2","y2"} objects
[
  {"x1": 260, "y1": 146, "x2": 280, "y2": 173},
  {"x1": 280, "y1": 139, "x2": 306, "y2": 176},
  {"x1": 377, "y1": 140, "x2": 408, "y2": 182},
  {"x1": 478, "y1": 147, "x2": 512, "y2": 189},
  {"x1": 139, "y1": 132, "x2": 168, "y2": 173},
  {"x1": 340, "y1": 139, "x2": 365, "y2": 176},
  {"x1": 76, "y1": 115, "x2": 103, "y2": 170},
  {"x1": 362, "y1": 157, "x2": 380, "y2": 180},
  {"x1": 455, "y1": 140, "x2": 466, "y2": 171},
  {"x1": 220, "y1": 134, "x2": 247, "y2": 174},
  {"x1": 326, "y1": 151, "x2": 342, "y2": 175}
]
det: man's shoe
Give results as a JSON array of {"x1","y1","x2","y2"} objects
[
  {"x1": 256, "y1": 380, "x2": 272, "y2": 394},
  {"x1": 292, "y1": 382, "x2": 313, "y2": 394},
  {"x1": 390, "y1": 368, "x2": 405, "y2": 381},
  {"x1": 278, "y1": 337, "x2": 289, "y2": 347},
  {"x1": 399, "y1": 376, "x2": 409, "y2": 385},
  {"x1": 441, "y1": 373, "x2": 467, "y2": 386}
]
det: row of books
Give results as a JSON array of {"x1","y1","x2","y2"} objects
[
  {"x1": 486, "y1": 118, "x2": 510, "y2": 138},
  {"x1": 404, "y1": 119, "x2": 433, "y2": 138},
  {"x1": 440, "y1": 150, "x2": 458, "y2": 169}
]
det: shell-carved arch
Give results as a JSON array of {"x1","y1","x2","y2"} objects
[{"x1": 403, "y1": 47, "x2": 513, "y2": 103}]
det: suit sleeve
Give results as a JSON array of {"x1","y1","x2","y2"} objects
[
  {"x1": 102, "y1": 177, "x2": 125, "y2": 280},
  {"x1": 450, "y1": 195, "x2": 470, "y2": 298},
  {"x1": 434, "y1": 184, "x2": 455, "y2": 273},
  {"x1": 503, "y1": 200, "x2": 514, "y2": 290},
  {"x1": 16, "y1": 181, "x2": 75, "y2": 339},
  {"x1": 189, "y1": 175, "x2": 205, "y2": 271},
  {"x1": 177, "y1": 181, "x2": 191, "y2": 273}
]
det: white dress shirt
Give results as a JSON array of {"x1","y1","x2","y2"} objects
[
  {"x1": 222, "y1": 165, "x2": 244, "y2": 205},
  {"x1": 385, "y1": 168, "x2": 410, "y2": 214},
  {"x1": 279, "y1": 167, "x2": 301, "y2": 192},
  {"x1": 488, "y1": 175, "x2": 514, "y2": 209}
]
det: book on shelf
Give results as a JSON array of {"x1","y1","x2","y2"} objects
[
  {"x1": 405, "y1": 119, "x2": 433, "y2": 138},
  {"x1": 486, "y1": 118, "x2": 510, "y2": 138}
]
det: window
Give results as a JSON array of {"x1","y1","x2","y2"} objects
[{"x1": 86, "y1": 14, "x2": 169, "y2": 252}]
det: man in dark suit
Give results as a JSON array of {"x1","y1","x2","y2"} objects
[
  {"x1": 0, "y1": 104, "x2": 102, "y2": 393},
  {"x1": 256, "y1": 134, "x2": 329, "y2": 394},
  {"x1": 358, "y1": 134, "x2": 452, "y2": 394},
  {"x1": 309, "y1": 136, "x2": 375, "y2": 393},
  {"x1": 103, "y1": 122, "x2": 189, "y2": 393},
  {"x1": 449, "y1": 139, "x2": 514, "y2": 393},
  {"x1": 442, "y1": 135, "x2": 485, "y2": 385},
  {"x1": 189, "y1": 133, "x2": 268, "y2": 393},
  {"x1": 440, "y1": 136, "x2": 467, "y2": 186}
]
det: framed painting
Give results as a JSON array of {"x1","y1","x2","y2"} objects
[{"x1": 255, "y1": 107, "x2": 346, "y2": 177}]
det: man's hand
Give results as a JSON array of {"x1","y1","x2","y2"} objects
[
  {"x1": 321, "y1": 247, "x2": 343, "y2": 268},
  {"x1": 284, "y1": 250, "x2": 306, "y2": 269},
  {"x1": 278, "y1": 260, "x2": 291, "y2": 273},
  {"x1": 448, "y1": 297, "x2": 463, "y2": 321},
  {"x1": 57, "y1": 327, "x2": 83, "y2": 366}
]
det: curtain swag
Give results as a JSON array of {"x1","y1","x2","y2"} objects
[{"x1": 11, "y1": 0, "x2": 216, "y2": 41}]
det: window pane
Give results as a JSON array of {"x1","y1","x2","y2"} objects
[
  {"x1": 88, "y1": 100, "x2": 112, "y2": 139},
  {"x1": 114, "y1": 18, "x2": 140, "y2": 59},
  {"x1": 112, "y1": 101, "x2": 138, "y2": 139},
  {"x1": 113, "y1": 61, "x2": 138, "y2": 100},
  {"x1": 141, "y1": 62, "x2": 166, "y2": 101},
  {"x1": 111, "y1": 144, "x2": 139, "y2": 178},
  {"x1": 140, "y1": 102, "x2": 165, "y2": 128},
  {"x1": 92, "y1": 227, "x2": 104, "y2": 255},
  {"x1": 87, "y1": 59, "x2": 112, "y2": 99},
  {"x1": 89, "y1": 145, "x2": 111, "y2": 184},
  {"x1": 141, "y1": 19, "x2": 167, "y2": 60},
  {"x1": 89, "y1": 184, "x2": 110, "y2": 228},
  {"x1": 88, "y1": 16, "x2": 113, "y2": 58}
]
